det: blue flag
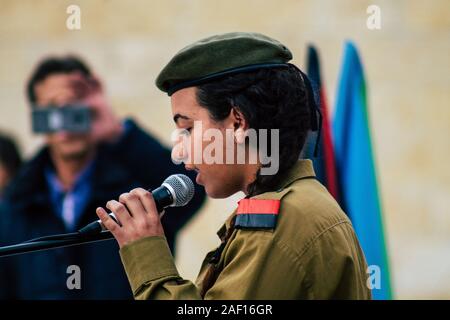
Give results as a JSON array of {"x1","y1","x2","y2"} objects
[{"x1": 333, "y1": 41, "x2": 392, "y2": 299}]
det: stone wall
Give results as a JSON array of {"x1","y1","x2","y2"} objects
[{"x1": 0, "y1": 0, "x2": 448, "y2": 298}]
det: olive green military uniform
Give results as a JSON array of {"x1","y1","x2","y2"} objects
[
  {"x1": 119, "y1": 160, "x2": 371, "y2": 299},
  {"x1": 118, "y1": 32, "x2": 371, "y2": 299}
]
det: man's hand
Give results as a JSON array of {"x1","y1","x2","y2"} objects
[
  {"x1": 69, "y1": 73, "x2": 124, "y2": 143},
  {"x1": 96, "y1": 188, "x2": 165, "y2": 248}
]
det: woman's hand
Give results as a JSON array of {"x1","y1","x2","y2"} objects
[{"x1": 96, "y1": 188, "x2": 164, "y2": 248}]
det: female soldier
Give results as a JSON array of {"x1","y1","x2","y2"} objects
[{"x1": 96, "y1": 32, "x2": 371, "y2": 299}]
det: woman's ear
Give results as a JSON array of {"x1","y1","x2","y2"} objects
[
  {"x1": 230, "y1": 107, "x2": 248, "y2": 144},
  {"x1": 231, "y1": 107, "x2": 249, "y2": 131}
]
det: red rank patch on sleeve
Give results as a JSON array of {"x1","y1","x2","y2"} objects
[{"x1": 235, "y1": 199, "x2": 280, "y2": 229}]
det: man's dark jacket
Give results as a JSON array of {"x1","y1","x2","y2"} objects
[{"x1": 0, "y1": 120, "x2": 205, "y2": 299}]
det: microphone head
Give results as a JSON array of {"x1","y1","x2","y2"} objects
[{"x1": 162, "y1": 174, "x2": 195, "y2": 207}]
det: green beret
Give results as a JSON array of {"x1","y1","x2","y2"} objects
[{"x1": 155, "y1": 32, "x2": 293, "y2": 95}]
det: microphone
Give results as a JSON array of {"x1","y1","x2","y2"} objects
[{"x1": 78, "y1": 174, "x2": 195, "y2": 236}]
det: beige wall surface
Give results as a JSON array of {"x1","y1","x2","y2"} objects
[{"x1": 0, "y1": 0, "x2": 448, "y2": 299}]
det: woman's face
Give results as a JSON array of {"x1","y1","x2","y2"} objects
[{"x1": 171, "y1": 87, "x2": 249, "y2": 198}]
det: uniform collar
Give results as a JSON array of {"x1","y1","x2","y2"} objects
[
  {"x1": 273, "y1": 159, "x2": 316, "y2": 192},
  {"x1": 216, "y1": 159, "x2": 316, "y2": 240}
]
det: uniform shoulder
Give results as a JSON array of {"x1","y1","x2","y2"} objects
[
  {"x1": 259, "y1": 177, "x2": 353, "y2": 257},
  {"x1": 229, "y1": 174, "x2": 354, "y2": 260},
  {"x1": 281, "y1": 177, "x2": 350, "y2": 225}
]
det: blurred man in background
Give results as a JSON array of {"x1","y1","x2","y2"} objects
[
  {"x1": 0, "y1": 56, "x2": 206, "y2": 299},
  {"x1": 0, "y1": 133, "x2": 22, "y2": 200}
]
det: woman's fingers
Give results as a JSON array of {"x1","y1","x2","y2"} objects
[
  {"x1": 119, "y1": 192, "x2": 147, "y2": 220},
  {"x1": 106, "y1": 200, "x2": 131, "y2": 226},
  {"x1": 130, "y1": 188, "x2": 159, "y2": 219},
  {"x1": 99, "y1": 188, "x2": 165, "y2": 249},
  {"x1": 96, "y1": 207, "x2": 121, "y2": 236}
]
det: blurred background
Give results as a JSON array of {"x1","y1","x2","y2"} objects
[{"x1": 0, "y1": 0, "x2": 449, "y2": 299}]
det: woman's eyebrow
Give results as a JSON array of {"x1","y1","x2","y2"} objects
[{"x1": 173, "y1": 113, "x2": 191, "y2": 124}]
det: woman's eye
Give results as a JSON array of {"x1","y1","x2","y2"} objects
[{"x1": 185, "y1": 127, "x2": 193, "y2": 133}]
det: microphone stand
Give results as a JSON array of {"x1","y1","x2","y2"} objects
[
  {"x1": 0, "y1": 174, "x2": 194, "y2": 259},
  {"x1": 0, "y1": 231, "x2": 114, "y2": 258}
]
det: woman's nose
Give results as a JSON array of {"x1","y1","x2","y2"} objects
[{"x1": 171, "y1": 139, "x2": 189, "y2": 164}]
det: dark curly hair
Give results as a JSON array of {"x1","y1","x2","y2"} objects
[{"x1": 196, "y1": 64, "x2": 316, "y2": 196}]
